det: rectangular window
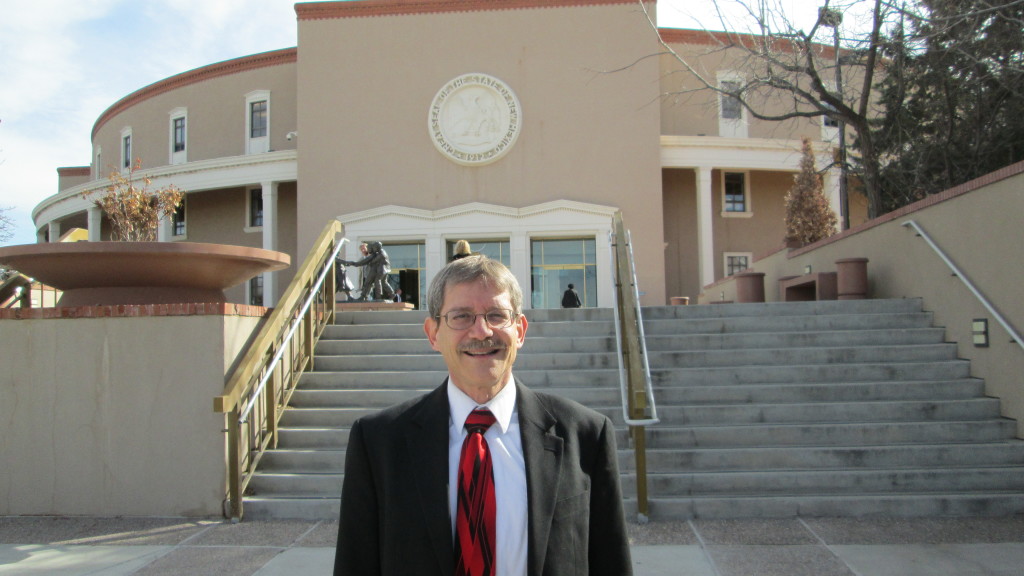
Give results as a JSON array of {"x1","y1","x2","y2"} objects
[
  {"x1": 445, "y1": 239, "x2": 510, "y2": 266},
  {"x1": 249, "y1": 189, "x2": 263, "y2": 228},
  {"x1": 249, "y1": 275, "x2": 264, "y2": 306},
  {"x1": 725, "y1": 253, "x2": 752, "y2": 276},
  {"x1": 723, "y1": 172, "x2": 747, "y2": 213},
  {"x1": 250, "y1": 101, "x2": 268, "y2": 138},
  {"x1": 172, "y1": 202, "x2": 186, "y2": 236},
  {"x1": 173, "y1": 117, "x2": 186, "y2": 152},
  {"x1": 122, "y1": 134, "x2": 132, "y2": 168},
  {"x1": 720, "y1": 80, "x2": 742, "y2": 120}
]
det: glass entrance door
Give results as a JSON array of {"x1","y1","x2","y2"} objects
[
  {"x1": 530, "y1": 238, "x2": 596, "y2": 308},
  {"x1": 382, "y1": 242, "x2": 425, "y2": 308}
]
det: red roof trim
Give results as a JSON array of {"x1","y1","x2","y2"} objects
[
  {"x1": 296, "y1": 0, "x2": 639, "y2": 20},
  {"x1": 57, "y1": 166, "x2": 91, "y2": 177},
  {"x1": 658, "y1": 26, "x2": 840, "y2": 59},
  {"x1": 92, "y1": 48, "x2": 297, "y2": 140}
]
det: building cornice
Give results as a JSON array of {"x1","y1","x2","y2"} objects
[
  {"x1": 91, "y1": 48, "x2": 297, "y2": 140},
  {"x1": 33, "y1": 151, "x2": 298, "y2": 225},
  {"x1": 296, "y1": 0, "x2": 639, "y2": 20}
]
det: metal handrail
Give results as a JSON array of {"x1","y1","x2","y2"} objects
[
  {"x1": 240, "y1": 236, "x2": 348, "y2": 420},
  {"x1": 902, "y1": 220, "x2": 1023, "y2": 352},
  {"x1": 610, "y1": 220, "x2": 659, "y2": 427},
  {"x1": 214, "y1": 220, "x2": 345, "y2": 521},
  {"x1": 609, "y1": 212, "x2": 657, "y2": 523}
]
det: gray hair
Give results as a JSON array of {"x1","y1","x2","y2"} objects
[{"x1": 426, "y1": 255, "x2": 523, "y2": 318}]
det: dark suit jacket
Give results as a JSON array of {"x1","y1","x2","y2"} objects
[{"x1": 334, "y1": 378, "x2": 632, "y2": 575}]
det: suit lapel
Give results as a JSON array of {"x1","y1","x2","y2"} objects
[
  {"x1": 516, "y1": 380, "x2": 563, "y2": 575},
  {"x1": 409, "y1": 383, "x2": 455, "y2": 576}
]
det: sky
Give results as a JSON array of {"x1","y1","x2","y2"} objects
[{"x1": 0, "y1": 0, "x2": 834, "y2": 246}]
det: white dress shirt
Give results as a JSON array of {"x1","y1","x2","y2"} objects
[{"x1": 447, "y1": 376, "x2": 528, "y2": 576}]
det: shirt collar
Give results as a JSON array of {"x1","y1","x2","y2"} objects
[{"x1": 447, "y1": 374, "x2": 516, "y2": 435}]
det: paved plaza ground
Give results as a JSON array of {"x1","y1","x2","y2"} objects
[{"x1": 3, "y1": 515, "x2": 1024, "y2": 575}]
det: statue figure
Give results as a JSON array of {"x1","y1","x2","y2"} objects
[
  {"x1": 341, "y1": 241, "x2": 395, "y2": 302},
  {"x1": 335, "y1": 259, "x2": 355, "y2": 300}
]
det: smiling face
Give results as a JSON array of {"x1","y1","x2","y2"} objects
[{"x1": 424, "y1": 278, "x2": 527, "y2": 404}]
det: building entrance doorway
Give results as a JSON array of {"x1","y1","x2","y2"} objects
[
  {"x1": 530, "y1": 238, "x2": 596, "y2": 308},
  {"x1": 382, "y1": 242, "x2": 425, "y2": 308}
]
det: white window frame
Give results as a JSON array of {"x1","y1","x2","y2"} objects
[
  {"x1": 120, "y1": 127, "x2": 133, "y2": 171},
  {"x1": 717, "y1": 71, "x2": 748, "y2": 138},
  {"x1": 245, "y1": 188, "x2": 264, "y2": 232},
  {"x1": 248, "y1": 275, "x2": 264, "y2": 307},
  {"x1": 721, "y1": 171, "x2": 753, "y2": 217},
  {"x1": 245, "y1": 90, "x2": 270, "y2": 155},
  {"x1": 169, "y1": 107, "x2": 188, "y2": 165},
  {"x1": 171, "y1": 199, "x2": 187, "y2": 239},
  {"x1": 724, "y1": 252, "x2": 754, "y2": 276},
  {"x1": 820, "y1": 81, "x2": 840, "y2": 142}
]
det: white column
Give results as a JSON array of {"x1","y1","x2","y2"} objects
[
  {"x1": 48, "y1": 221, "x2": 61, "y2": 243},
  {"x1": 695, "y1": 166, "x2": 715, "y2": 288},
  {"x1": 595, "y1": 227, "x2": 613, "y2": 309},
  {"x1": 823, "y1": 162, "x2": 843, "y2": 227},
  {"x1": 87, "y1": 206, "x2": 103, "y2": 242},
  {"x1": 157, "y1": 214, "x2": 171, "y2": 242},
  {"x1": 261, "y1": 181, "x2": 279, "y2": 306},
  {"x1": 510, "y1": 232, "x2": 531, "y2": 310},
  {"x1": 423, "y1": 235, "x2": 444, "y2": 306}
]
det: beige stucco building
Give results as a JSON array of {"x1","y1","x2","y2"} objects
[{"x1": 34, "y1": 0, "x2": 866, "y2": 310}]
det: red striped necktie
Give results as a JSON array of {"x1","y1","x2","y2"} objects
[{"x1": 455, "y1": 408, "x2": 497, "y2": 576}]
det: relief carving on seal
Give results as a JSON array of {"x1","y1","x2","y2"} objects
[{"x1": 429, "y1": 73, "x2": 521, "y2": 166}]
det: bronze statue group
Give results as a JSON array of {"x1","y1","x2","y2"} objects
[{"x1": 337, "y1": 241, "x2": 394, "y2": 302}]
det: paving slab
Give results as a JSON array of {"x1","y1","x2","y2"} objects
[
  {"x1": 0, "y1": 544, "x2": 169, "y2": 575},
  {"x1": 832, "y1": 543, "x2": 1024, "y2": 576}
]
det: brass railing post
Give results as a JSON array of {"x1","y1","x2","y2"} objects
[
  {"x1": 266, "y1": 363, "x2": 279, "y2": 450},
  {"x1": 227, "y1": 410, "x2": 243, "y2": 521},
  {"x1": 611, "y1": 211, "x2": 656, "y2": 522}
]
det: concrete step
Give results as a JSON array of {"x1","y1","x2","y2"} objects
[
  {"x1": 249, "y1": 472, "x2": 344, "y2": 496},
  {"x1": 288, "y1": 387, "x2": 621, "y2": 409},
  {"x1": 313, "y1": 327, "x2": 947, "y2": 356},
  {"x1": 642, "y1": 443, "x2": 1024, "y2": 472},
  {"x1": 243, "y1": 497, "x2": 341, "y2": 521},
  {"x1": 310, "y1": 344, "x2": 958, "y2": 372},
  {"x1": 640, "y1": 298, "x2": 926, "y2": 319},
  {"x1": 652, "y1": 379, "x2": 986, "y2": 404},
  {"x1": 640, "y1": 398, "x2": 1004, "y2": 427},
  {"x1": 644, "y1": 467, "x2": 1024, "y2": 496},
  {"x1": 649, "y1": 361, "x2": 971, "y2": 385},
  {"x1": 642, "y1": 420, "x2": 1018, "y2": 448},
  {"x1": 646, "y1": 493, "x2": 1024, "y2": 520}
]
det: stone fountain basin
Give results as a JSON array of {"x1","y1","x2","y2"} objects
[{"x1": 0, "y1": 242, "x2": 290, "y2": 306}]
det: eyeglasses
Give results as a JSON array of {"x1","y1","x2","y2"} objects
[{"x1": 437, "y1": 309, "x2": 517, "y2": 330}]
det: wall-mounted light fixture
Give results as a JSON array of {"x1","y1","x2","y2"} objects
[
  {"x1": 972, "y1": 318, "x2": 989, "y2": 347},
  {"x1": 803, "y1": 265, "x2": 813, "y2": 275}
]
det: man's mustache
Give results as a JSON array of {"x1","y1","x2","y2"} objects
[{"x1": 459, "y1": 339, "x2": 508, "y2": 353}]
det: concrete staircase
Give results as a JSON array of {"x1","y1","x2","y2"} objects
[{"x1": 243, "y1": 298, "x2": 1024, "y2": 520}]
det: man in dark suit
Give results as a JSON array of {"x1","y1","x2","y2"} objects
[{"x1": 334, "y1": 255, "x2": 632, "y2": 575}]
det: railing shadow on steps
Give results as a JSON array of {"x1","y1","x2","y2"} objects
[
  {"x1": 610, "y1": 211, "x2": 659, "y2": 523},
  {"x1": 213, "y1": 220, "x2": 347, "y2": 521}
]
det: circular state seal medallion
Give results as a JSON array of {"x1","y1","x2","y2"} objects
[{"x1": 429, "y1": 73, "x2": 521, "y2": 166}]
